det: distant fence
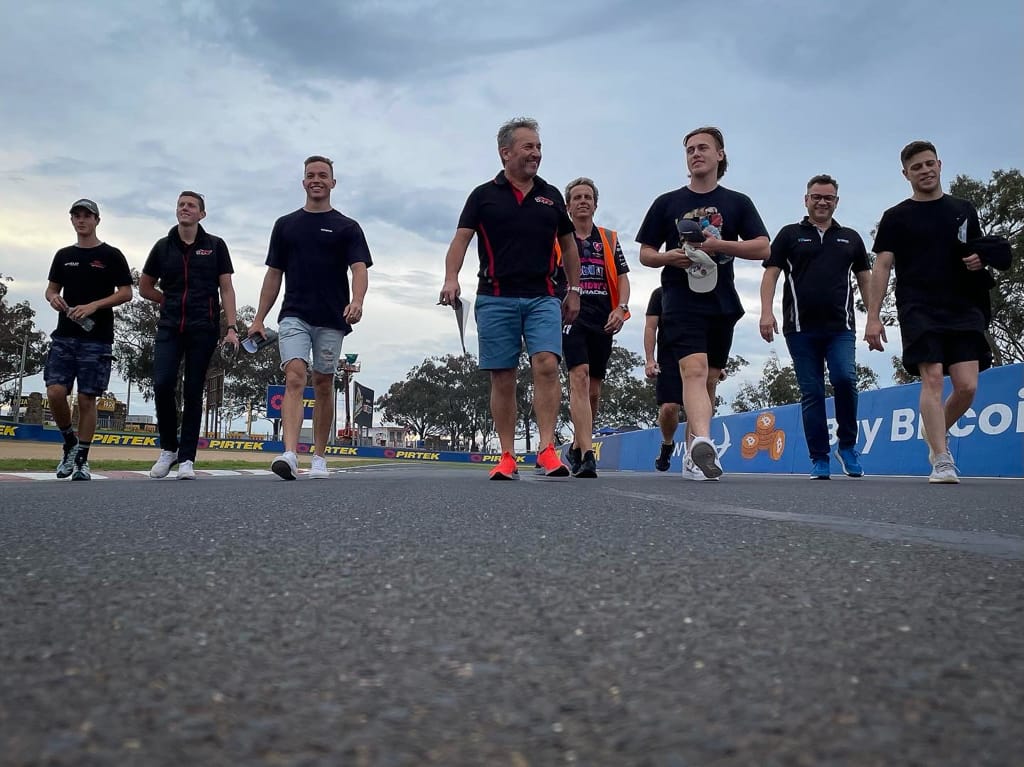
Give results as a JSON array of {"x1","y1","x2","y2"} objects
[{"x1": 2, "y1": 364, "x2": 1021, "y2": 477}]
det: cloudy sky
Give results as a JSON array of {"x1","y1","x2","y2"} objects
[{"x1": 2, "y1": 0, "x2": 1021, "y2": 426}]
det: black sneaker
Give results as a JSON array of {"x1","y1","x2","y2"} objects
[
  {"x1": 574, "y1": 450, "x2": 597, "y2": 478},
  {"x1": 655, "y1": 442, "x2": 673, "y2": 472},
  {"x1": 567, "y1": 445, "x2": 582, "y2": 475}
]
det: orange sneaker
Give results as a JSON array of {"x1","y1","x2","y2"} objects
[
  {"x1": 536, "y1": 443, "x2": 570, "y2": 477},
  {"x1": 489, "y1": 451, "x2": 520, "y2": 480}
]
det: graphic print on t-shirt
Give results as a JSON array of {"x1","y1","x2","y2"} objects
[
  {"x1": 579, "y1": 236, "x2": 609, "y2": 298},
  {"x1": 678, "y1": 206, "x2": 730, "y2": 293}
]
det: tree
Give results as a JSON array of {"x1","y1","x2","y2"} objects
[
  {"x1": 112, "y1": 269, "x2": 160, "y2": 408},
  {"x1": 732, "y1": 351, "x2": 878, "y2": 412},
  {"x1": 0, "y1": 274, "x2": 49, "y2": 397},
  {"x1": 590, "y1": 343, "x2": 658, "y2": 429},
  {"x1": 221, "y1": 306, "x2": 284, "y2": 433},
  {"x1": 949, "y1": 170, "x2": 1024, "y2": 365}
]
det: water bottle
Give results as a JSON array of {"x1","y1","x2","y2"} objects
[
  {"x1": 242, "y1": 328, "x2": 279, "y2": 354},
  {"x1": 66, "y1": 307, "x2": 95, "y2": 332}
]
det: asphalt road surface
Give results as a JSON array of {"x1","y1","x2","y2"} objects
[{"x1": 2, "y1": 466, "x2": 1022, "y2": 766}]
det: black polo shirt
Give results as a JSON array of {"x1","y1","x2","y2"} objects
[
  {"x1": 458, "y1": 171, "x2": 574, "y2": 298},
  {"x1": 765, "y1": 217, "x2": 870, "y2": 335}
]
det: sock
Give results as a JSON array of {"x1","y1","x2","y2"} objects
[
  {"x1": 60, "y1": 426, "x2": 78, "y2": 448},
  {"x1": 75, "y1": 442, "x2": 91, "y2": 464}
]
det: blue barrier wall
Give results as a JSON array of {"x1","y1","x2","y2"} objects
[
  {"x1": 593, "y1": 363, "x2": 1023, "y2": 478},
  {"x1": 3, "y1": 364, "x2": 1021, "y2": 477}
]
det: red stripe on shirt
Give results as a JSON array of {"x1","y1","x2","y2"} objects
[{"x1": 479, "y1": 224, "x2": 499, "y2": 296}]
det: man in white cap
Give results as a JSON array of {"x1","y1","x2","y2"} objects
[{"x1": 636, "y1": 127, "x2": 769, "y2": 480}]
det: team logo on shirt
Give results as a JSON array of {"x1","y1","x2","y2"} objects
[
  {"x1": 196, "y1": 249, "x2": 213, "y2": 256},
  {"x1": 89, "y1": 260, "x2": 105, "y2": 269},
  {"x1": 534, "y1": 196, "x2": 554, "y2": 206}
]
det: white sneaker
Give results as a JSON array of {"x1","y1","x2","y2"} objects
[
  {"x1": 682, "y1": 453, "x2": 718, "y2": 481},
  {"x1": 176, "y1": 460, "x2": 196, "y2": 480},
  {"x1": 688, "y1": 436, "x2": 724, "y2": 479},
  {"x1": 150, "y1": 450, "x2": 179, "y2": 478},
  {"x1": 929, "y1": 452, "x2": 960, "y2": 484},
  {"x1": 272, "y1": 451, "x2": 298, "y2": 481},
  {"x1": 309, "y1": 455, "x2": 329, "y2": 479}
]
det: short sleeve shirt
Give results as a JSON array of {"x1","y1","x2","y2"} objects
[
  {"x1": 576, "y1": 226, "x2": 630, "y2": 329},
  {"x1": 266, "y1": 208, "x2": 373, "y2": 334},
  {"x1": 872, "y1": 195, "x2": 985, "y2": 342},
  {"x1": 457, "y1": 172, "x2": 574, "y2": 298},
  {"x1": 635, "y1": 185, "x2": 768, "y2": 318},
  {"x1": 47, "y1": 243, "x2": 132, "y2": 343},
  {"x1": 765, "y1": 218, "x2": 870, "y2": 334}
]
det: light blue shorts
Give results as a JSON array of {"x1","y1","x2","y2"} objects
[
  {"x1": 278, "y1": 316, "x2": 345, "y2": 375},
  {"x1": 475, "y1": 295, "x2": 562, "y2": 370}
]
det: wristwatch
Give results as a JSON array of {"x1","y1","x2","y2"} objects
[{"x1": 618, "y1": 303, "x2": 629, "y2": 313}]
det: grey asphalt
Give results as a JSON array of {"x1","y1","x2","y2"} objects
[{"x1": 2, "y1": 466, "x2": 1022, "y2": 766}]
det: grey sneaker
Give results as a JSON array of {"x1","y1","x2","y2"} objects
[
  {"x1": 71, "y1": 461, "x2": 91, "y2": 481},
  {"x1": 920, "y1": 421, "x2": 948, "y2": 465},
  {"x1": 56, "y1": 443, "x2": 79, "y2": 479},
  {"x1": 682, "y1": 453, "x2": 718, "y2": 481},
  {"x1": 688, "y1": 436, "x2": 723, "y2": 479},
  {"x1": 272, "y1": 451, "x2": 298, "y2": 480},
  {"x1": 928, "y1": 452, "x2": 960, "y2": 484}
]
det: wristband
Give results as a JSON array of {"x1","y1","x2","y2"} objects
[{"x1": 568, "y1": 286, "x2": 582, "y2": 295}]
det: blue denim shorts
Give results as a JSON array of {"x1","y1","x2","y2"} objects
[
  {"x1": 44, "y1": 336, "x2": 114, "y2": 395},
  {"x1": 277, "y1": 316, "x2": 345, "y2": 374},
  {"x1": 475, "y1": 295, "x2": 562, "y2": 370}
]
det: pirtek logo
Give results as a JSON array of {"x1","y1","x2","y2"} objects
[{"x1": 0, "y1": 425, "x2": 17, "y2": 437}]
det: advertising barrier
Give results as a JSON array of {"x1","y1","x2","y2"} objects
[{"x1": 3, "y1": 364, "x2": 1021, "y2": 477}]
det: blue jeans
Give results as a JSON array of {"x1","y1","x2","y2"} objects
[
  {"x1": 153, "y1": 326, "x2": 219, "y2": 462},
  {"x1": 785, "y1": 330, "x2": 858, "y2": 461}
]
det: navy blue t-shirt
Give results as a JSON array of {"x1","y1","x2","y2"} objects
[
  {"x1": 635, "y1": 185, "x2": 768, "y2": 317},
  {"x1": 266, "y1": 209, "x2": 373, "y2": 333}
]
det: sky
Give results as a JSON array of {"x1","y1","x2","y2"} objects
[{"x1": 1, "y1": 0, "x2": 1022, "y2": 432}]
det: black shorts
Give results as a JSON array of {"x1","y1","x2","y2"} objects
[
  {"x1": 659, "y1": 312, "x2": 739, "y2": 370},
  {"x1": 562, "y1": 322, "x2": 614, "y2": 379},
  {"x1": 655, "y1": 354, "x2": 682, "y2": 405},
  {"x1": 902, "y1": 330, "x2": 991, "y2": 377}
]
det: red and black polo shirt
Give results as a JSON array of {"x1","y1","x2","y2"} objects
[{"x1": 457, "y1": 171, "x2": 574, "y2": 298}]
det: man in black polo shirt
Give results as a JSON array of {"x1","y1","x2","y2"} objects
[
  {"x1": 637, "y1": 126, "x2": 769, "y2": 481},
  {"x1": 440, "y1": 117, "x2": 581, "y2": 480},
  {"x1": 760, "y1": 174, "x2": 871, "y2": 480}
]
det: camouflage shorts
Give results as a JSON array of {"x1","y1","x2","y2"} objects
[{"x1": 44, "y1": 336, "x2": 114, "y2": 396}]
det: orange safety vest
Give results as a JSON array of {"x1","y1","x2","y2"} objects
[{"x1": 554, "y1": 227, "x2": 630, "y2": 320}]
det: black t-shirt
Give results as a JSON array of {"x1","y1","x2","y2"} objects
[
  {"x1": 766, "y1": 218, "x2": 870, "y2": 335},
  {"x1": 645, "y1": 287, "x2": 671, "y2": 364},
  {"x1": 47, "y1": 243, "x2": 132, "y2": 343},
  {"x1": 872, "y1": 195, "x2": 985, "y2": 343},
  {"x1": 635, "y1": 185, "x2": 768, "y2": 317},
  {"x1": 458, "y1": 172, "x2": 574, "y2": 298},
  {"x1": 266, "y1": 208, "x2": 373, "y2": 333},
  {"x1": 575, "y1": 226, "x2": 630, "y2": 330}
]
